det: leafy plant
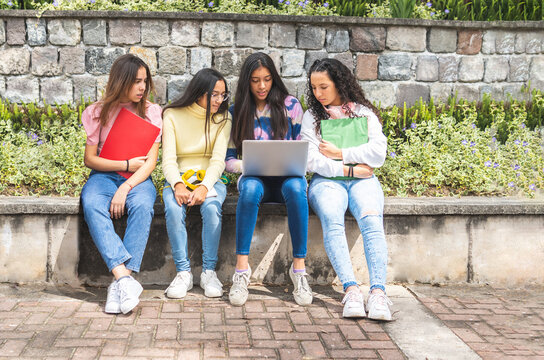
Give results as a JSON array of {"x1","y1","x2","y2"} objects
[{"x1": 390, "y1": 0, "x2": 417, "y2": 18}]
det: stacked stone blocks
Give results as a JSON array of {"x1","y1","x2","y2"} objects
[{"x1": 0, "y1": 15, "x2": 542, "y2": 108}]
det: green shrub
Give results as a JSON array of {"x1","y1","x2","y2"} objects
[
  {"x1": 1, "y1": 92, "x2": 542, "y2": 197},
  {"x1": 432, "y1": 0, "x2": 543, "y2": 21}
]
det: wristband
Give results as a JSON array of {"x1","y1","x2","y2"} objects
[
  {"x1": 125, "y1": 160, "x2": 129, "y2": 172},
  {"x1": 125, "y1": 182, "x2": 134, "y2": 191}
]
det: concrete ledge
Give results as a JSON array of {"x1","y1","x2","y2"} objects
[{"x1": 1, "y1": 196, "x2": 543, "y2": 287}]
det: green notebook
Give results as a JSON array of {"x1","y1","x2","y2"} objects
[{"x1": 320, "y1": 116, "x2": 368, "y2": 180}]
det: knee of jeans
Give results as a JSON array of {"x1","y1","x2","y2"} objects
[
  {"x1": 130, "y1": 196, "x2": 155, "y2": 215},
  {"x1": 359, "y1": 211, "x2": 383, "y2": 225},
  {"x1": 282, "y1": 179, "x2": 307, "y2": 198},
  {"x1": 201, "y1": 201, "x2": 222, "y2": 219},
  {"x1": 81, "y1": 194, "x2": 106, "y2": 215},
  {"x1": 239, "y1": 182, "x2": 263, "y2": 204}
]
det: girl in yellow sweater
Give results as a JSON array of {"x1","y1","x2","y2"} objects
[{"x1": 161, "y1": 68, "x2": 232, "y2": 298}]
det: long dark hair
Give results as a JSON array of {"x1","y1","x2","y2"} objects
[
  {"x1": 231, "y1": 52, "x2": 290, "y2": 155},
  {"x1": 306, "y1": 58, "x2": 381, "y2": 135},
  {"x1": 99, "y1": 54, "x2": 154, "y2": 126},
  {"x1": 163, "y1": 68, "x2": 229, "y2": 155}
]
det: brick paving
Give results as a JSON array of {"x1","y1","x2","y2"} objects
[
  {"x1": 412, "y1": 284, "x2": 544, "y2": 360},
  {"x1": 0, "y1": 284, "x2": 404, "y2": 359},
  {"x1": 1, "y1": 284, "x2": 543, "y2": 359}
]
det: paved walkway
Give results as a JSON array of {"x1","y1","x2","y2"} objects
[{"x1": 0, "y1": 283, "x2": 543, "y2": 359}]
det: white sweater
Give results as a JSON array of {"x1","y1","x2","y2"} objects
[{"x1": 300, "y1": 104, "x2": 387, "y2": 178}]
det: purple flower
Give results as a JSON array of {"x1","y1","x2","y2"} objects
[
  {"x1": 285, "y1": 1, "x2": 290, "y2": 4},
  {"x1": 438, "y1": 123, "x2": 442, "y2": 128},
  {"x1": 90, "y1": 0, "x2": 96, "y2": 3},
  {"x1": 470, "y1": 141, "x2": 476, "y2": 147},
  {"x1": 411, "y1": 122, "x2": 417, "y2": 129},
  {"x1": 389, "y1": 151, "x2": 396, "y2": 158},
  {"x1": 123, "y1": 8, "x2": 128, "y2": 11},
  {"x1": 522, "y1": 141, "x2": 528, "y2": 147},
  {"x1": 472, "y1": 150, "x2": 476, "y2": 154},
  {"x1": 471, "y1": 123, "x2": 476, "y2": 129},
  {"x1": 279, "y1": 0, "x2": 283, "y2": 2},
  {"x1": 485, "y1": 160, "x2": 492, "y2": 167},
  {"x1": 37, "y1": 140, "x2": 43, "y2": 146},
  {"x1": 521, "y1": 123, "x2": 526, "y2": 129},
  {"x1": 529, "y1": 184, "x2": 536, "y2": 191},
  {"x1": 508, "y1": 182, "x2": 515, "y2": 188},
  {"x1": 402, "y1": 127, "x2": 406, "y2": 132},
  {"x1": 323, "y1": 2, "x2": 329, "y2": 7},
  {"x1": 298, "y1": 1, "x2": 303, "y2": 6},
  {"x1": 514, "y1": 164, "x2": 521, "y2": 171},
  {"x1": 444, "y1": 9, "x2": 450, "y2": 14},
  {"x1": 525, "y1": 150, "x2": 529, "y2": 154},
  {"x1": 208, "y1": 1, "x2": 213, "y2": 6},
  {"x1": 461, "y1": 140, "x2": 468, "y2": 146},
  {"x1": 426, "y1": 2, "x2": 432, "y2": 7},
  {"x1": 492, "y1": 137, "x2": 496, "y2": 142},
  {"x1": 305, "y1": 0, "x2": 309, "y2": 4},
  {"x1": 7, "y1": 1, "x2": 13, "y2": 6},
  {"x1": 514, "y1": 139, "x2": 521, "y2": 145},
  {"x1": 516, "y1": 173, "x2": 520, "y2": 177},
  {"x1": 493, "y1": 162, "x2": 499, "y2": 168},
  {"x1": 53, "y1": 0, "x2": 58, "y2": 6},
  {"x1": 430, "y1": 12, "x2": 435, "y2": 16}
]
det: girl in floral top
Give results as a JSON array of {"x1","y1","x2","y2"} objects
[{"x1": 226, "y1": 52, "x2": 312, "y2": 307}]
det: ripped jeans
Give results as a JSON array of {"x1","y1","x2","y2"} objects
[{"x1": 308, "y1": 174, "x2": 387, "y2": 292}]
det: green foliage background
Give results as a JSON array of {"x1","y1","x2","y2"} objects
[{"x1": 1, "y1": 91, "x2": 542, "y2": 198}]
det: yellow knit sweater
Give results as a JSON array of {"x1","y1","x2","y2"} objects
[{"x1": 161, "y1": 102, "x2": 232, "y2": 191}]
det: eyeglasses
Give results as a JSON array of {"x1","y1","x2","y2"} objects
[{"x1": 210, "y1": 92, "x2": 230, "y2": 102}]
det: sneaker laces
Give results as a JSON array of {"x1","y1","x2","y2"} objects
[
  {"x1": 369, "y1": 293, "x2": 393, "y2": 308},
  {"x1": 342, "y1": 289, "x2": 364, "y2": 305},
  {"x1": 165, "y1": 272, "x2": 189, "y2": 293},
  {"x1": 205, "y1": 271, "x2": 222, "y2": 288},
  {"x1": 118, "y1": 279, "x2": 130, "y2": 299},
  {"x1": 294, "y1": 272, "x2": 311, "y2": 296},
  {"x1": 231, "y1": 271, "x2": 249, "y2": 293}
]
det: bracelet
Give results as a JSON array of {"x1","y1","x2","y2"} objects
[
  {"x1": 125, "y1": 159, "x2": 129, "y2": 172},
  {"x1": 125, "y1": 182, "x2": 134, "y2": 191}
]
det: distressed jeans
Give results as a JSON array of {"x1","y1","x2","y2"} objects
[
  {"x1": 236, "y1": 175, "x2": 308, "y2": 258},
  {"x1": 308, "y1": 174, "x2": 388, "y2": 292},
  {"x1": 81, "y1": 171, "x2": 156, "y2": 273},
  {"x1": 163, "y1": 179, "x2": 227, "y2": 272}
]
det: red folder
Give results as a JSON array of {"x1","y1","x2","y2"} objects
[{"x1": 99, "y1": 107, "x2": 160, "y2": 179}]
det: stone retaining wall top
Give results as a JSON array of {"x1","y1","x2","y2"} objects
[{"x1": 1, "y1": 196, "x2": 543, "y2": 216}]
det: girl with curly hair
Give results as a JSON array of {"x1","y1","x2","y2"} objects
[
  {"x1": 226, "y1": 52, "x2": 312, "y2": 307},
  {"x1": 81, "y1": 54, "x2": 162, "y2": 314},
  {"x1": 300, "y1": 58, "x2": 392, "y2": 320}
]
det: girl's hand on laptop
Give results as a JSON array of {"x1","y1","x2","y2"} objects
[
  {"x1": 174, "y1": 183, "x2": 191, "y2": 206},
  {"x1": 319, "y1": 140, "x2": 343, "y2": 160},
  {"x1": 188, "y1": 185, "x2": 208, "y2": 206},
  {"x1": 354, "y1": 164, "x2": 373, "y2": 179}
]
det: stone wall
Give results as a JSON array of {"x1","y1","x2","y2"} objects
[{"x1": 0, "y1": 10, "x2": 543, "y2": 107}]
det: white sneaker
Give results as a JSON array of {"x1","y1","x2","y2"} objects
[
  {"x1": 165, "y1": 271, "x2": 193, "y2": 299},
  {"x1": 289, "y1": 263, "x2": 313, "y2": 306},
  {"x1": 367, "y1": 292, "x2": 393, "y2": 321},
  {"x1": 341, "y1": 288, "x2": 366, "y2": 318},
  {"x1": 229, "y1": 266, "x2": 251, "y2": 306},
  {"x1": 117, "y1": 276, "x2": 143, "y2": 314},
  {"x1": 105, "y1": 280, "x2": 121, "y2": 314},
  {"x1": 200, "y1": 270, "x2": 223, "y2": 298}
]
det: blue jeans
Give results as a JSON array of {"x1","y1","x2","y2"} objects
[
  {"x1": 163, "y1": 180, "x2": 227, "y2": 272},
  {"x1": 308, "y1": 174, "x2": 387, "y2": 292},
  {"x1": 236, "y1": 176, "x2": 308, "y2": 258},
  {"x1": 81, "y1": 171, "x2": 156, "y2": 273}
]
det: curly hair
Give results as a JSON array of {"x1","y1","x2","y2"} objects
[{"x1": 306, "y1": 58, "x2": 381, "y2": 135}]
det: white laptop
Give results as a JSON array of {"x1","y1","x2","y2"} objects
[{"x1": 242, "y1": 140, "x2": 309, "y2": 177}]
